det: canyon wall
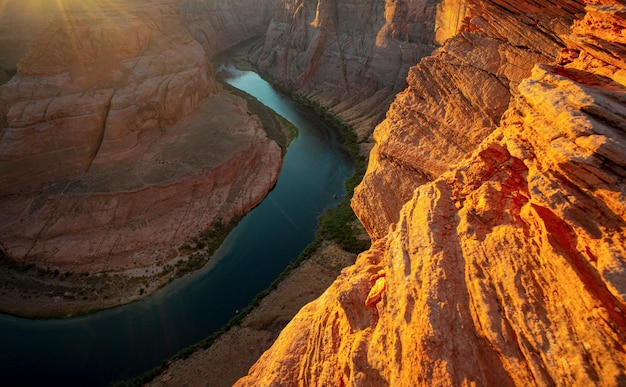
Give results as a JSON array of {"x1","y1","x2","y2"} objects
[
  {"x1": 0, "y1": 0, "x2": 281, "y2": 273},
  {"x1": 249, "y1": 0, "x2": 441, "y2": 140},
  {"x1": 237, "y1": 0, "x2": 626, "y2": 385},
  {"x1": 178, "y1": 0, "x2": 277, "y2": 55},
  {"x1": 353, "y1": 0, "x2": 584, "y2": 239}
]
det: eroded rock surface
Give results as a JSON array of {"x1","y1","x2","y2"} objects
[
  {"x1": 353, "y1": 0, "x2": 585, "y2": 239},
  {"x1": 249, "y1": 0, "x2": 441, "y2": 139},
  {"x1": 236, "y1": 1, "x2": 626, "y2": 385},
  {"x1": 179, "y1": 0, "x2": 277, "y2": 55},
  {"x1": 0, "y1": 1, "x2": 281, "y2": 277}
]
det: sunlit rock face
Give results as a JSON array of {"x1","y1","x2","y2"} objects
[
  {"x1": 178, "y1": 0, "x2": 277, "y2": 55},
  {"x1": 0, "y1": 0, "x2": 216, "y2": 193},
  {"x1": 353, "y1": 0, "x2": 584, "y2": 239},
  {"x1": 236, "y1": 1, "x2": 626, "y2": 386},
  {"x1": 249, "y1": 0, "x2": 440, "y2": 139},
  {"x1": 0, "y1": 0, "x2": 281, "y2": 273}
]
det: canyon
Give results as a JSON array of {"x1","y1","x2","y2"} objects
[
  {"x1": 0, "y1": 0, "x2": 281, "y2": 315},
  {"x1": 234, "y1": 0, "x2": 626, "y2": 386},
  {"x1": 0, "y1": 0, "x2": 625, "y2": 385},
  {"x1": 246, "y1": 0, "x2": 442, "y2": 142}
]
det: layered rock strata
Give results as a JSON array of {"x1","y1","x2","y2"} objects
[
  {"x1": 353, "y1": 0, "x2": 585, "y2": 239},
  {"x1": 0, "y1": 1, "x2": 281, "y2": 275},
  {"x1": 179, "y1": 0, "x2": 277, "y2": 56},
  {"x1": 236, "y1": 1, "x2": 626, "y2": 386},
  {"x1": 0, "y1": 0, "x2": 216, "y2": 193},
  {"x1": 249, "y1": 0, "x2": 441, "y2": 140}
]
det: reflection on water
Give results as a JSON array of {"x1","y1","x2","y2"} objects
[{"x1": 0, "y1": 67, "x2": 353, "y2": 386}]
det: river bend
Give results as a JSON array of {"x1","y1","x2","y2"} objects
[{"x1": 0, "y1": 66, "x2": 353, "y2": 386}]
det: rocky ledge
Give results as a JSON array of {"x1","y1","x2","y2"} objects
[{"x1": 236, "y1": 1, "x2": 626, "y2": 385}]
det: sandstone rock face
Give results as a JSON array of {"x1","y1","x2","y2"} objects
[
  {"x1": 250, "y1": 0, "x2": 441, "y2": 139},
  {"x1": 0, "y1": 0, "x2": 64, "y2": 70},
  {"x1": 179, "y1": 0, "x2": 277, "y2": 56},
  {"x1": 0, "y1": 0, "x2": 216, "y2": 194},
  {"x1": 0, "y1": 92, "x2": 281, "y2": 272},
  {"x1": 353, "y1": 0, "x2": 584, "y2": 240},
  {"x1": 236, "y1": 1, "x2": 626, "y2": 386},
  {"x1": 0, "y1": 1, "x2": 282, "y2": 274}
]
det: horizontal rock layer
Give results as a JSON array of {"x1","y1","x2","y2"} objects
[
  {"x1": 237, "y1": 1, "x2": 626, "y2": 385},
  {"x1": 0, "y1": 1, "x2": 282, "y2": 274},
  {"x1": 0, "y1": 0, "x2": 216, "y2": 194},
  {"x1": 178, "y1": 0, "x2": 277, "y2": 56},
  {"x1": 0, "y1": 92, "x2": 281, "y2": 271},
  {"x1": 249, "y1": 0, "x2": 441, "y2": 140}
]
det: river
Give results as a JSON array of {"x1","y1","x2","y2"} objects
[{"x1": 0, "y1": 66, "x2": 353, "y2": 386}]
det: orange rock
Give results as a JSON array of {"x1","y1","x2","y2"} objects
[
  {"x1": 0, "y1": 1, "x2": 282, "y2": 275},
  {"x1": 236, "y1": 1, "x2": 626, "y2": 386},
  {"x1": 365, "y1": 270, "x2": 386, "y2": 307}
]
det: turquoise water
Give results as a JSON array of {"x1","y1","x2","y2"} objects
[{"x1": 0, "y1": 67, "x2": 353, "y2": 386}]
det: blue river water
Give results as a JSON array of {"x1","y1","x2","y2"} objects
[{"x1": 0, "y1": 66, "x2": 353, "y2": 386}]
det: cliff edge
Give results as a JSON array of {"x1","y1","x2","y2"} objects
[{"x1": 236, "y1": 0, "x2": 626, "y2": 385}]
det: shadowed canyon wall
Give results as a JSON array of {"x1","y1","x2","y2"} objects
[
  {"x1": 248, "y1": 0, "x2": 441, "y2": 140},
  {"x1": 0, "y1": 0, "x2": 281, "y2": 274},
  {"x1": 178, "y1": 0, "x2": 277, "y2": 55},
  {"x1": 236, "y1": 0, "x2": 626, "y2": 385},
  {"x1": 0, "y1": 0, "x2": 64, "y2": 71}
]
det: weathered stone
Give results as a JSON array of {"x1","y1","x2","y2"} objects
[
  {"x1": 179, "y1": 0, "x2": 277, "y2": 56},
  {"x1": 352, "y1": 0, "x2": 584, "y2": 239},
  {"x1": 249, "y1": 0, "x2": 441, "y2": 140},
  {"x1": 0, "y1": 0, "x2": 217, "y2": 193},
  {"x1": 0, "y1": 1, "x2": 282, "y2": 278},
  {"x1": 236, "y1": 1, "x2": 626, "y2": 386}
]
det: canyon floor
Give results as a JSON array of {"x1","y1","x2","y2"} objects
[{"x1": 0, "y1": 86, "x2": 294, "y2": 319}]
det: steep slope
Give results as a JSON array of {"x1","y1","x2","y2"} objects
[
  {"x1": 0, "y1": 0, "x2": 282, "y2": 314},
  {"x1": 179, "y1": 0, "x2": 277, "y2": 55},
  {"x1": 248, "y1": 0, "x2": 441, "y2": 140},
  {"x1": 353, "y1": 0, "x2": 584, "y2": 240},
  {"x1": 0, "y1": 0, "x2": 217, "y2": 193},
  {"x1": 236, "y1": 1, "x2": 626, "y2": 386}
]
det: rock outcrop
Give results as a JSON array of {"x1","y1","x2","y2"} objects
[
  {"x1": 353, "y1": 0, "x2": 584, "y2": 239},
  {"x1": 236, "y1": 1, "x2": 626, "y2": 385},
  {"x1": 248, "y1": 0, "x2": 441, "y2": 139},
  {"x1": 179, "y1": 0, "x2": 277, "y2": 56},
  {"x1": 0, "y1": 1, "x2": 281, "y2": 275},
  {"x1": 0, "y1": 0, "x2": 216, "y2": 193}
]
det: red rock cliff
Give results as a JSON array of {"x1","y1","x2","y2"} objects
[
  {"x1": 249, "y1": 0, "x2": 441, "y2": 140},
  {"x1": 236, "y1": 1, "x2": 626, "y2": 385},
  {"x1": 178, "y1": 0, "x2": 277, "y2": 55},
  {"x1": 0, "y1": 1, "x2": 281, "y2": 274}
]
